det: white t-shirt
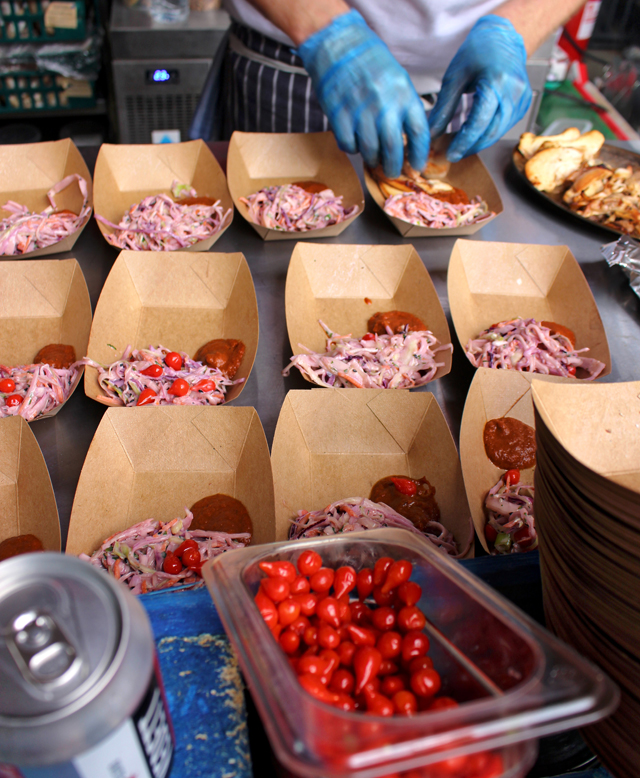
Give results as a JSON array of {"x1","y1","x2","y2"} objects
[{"x1": 222, "y1": 0, "x2": 505, "y2": 93}]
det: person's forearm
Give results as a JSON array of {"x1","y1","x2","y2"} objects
[
  {"x1": 240, "y1": 0, "x2": 350, "y2": 46},
  {"x1": 492, "y1": 0, "x2": 587, "y2": 54}
]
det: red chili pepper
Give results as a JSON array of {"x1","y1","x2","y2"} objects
[
  {"x1": 393, "y1": 690, "x2": 418, "y2": 716},
  {"x1": 333, "y1": 566, "x2": 357, "y2": 599},
  {"x1": 254, "y1": 590, "x2": 278, "y2": 628},
  {"x1": 567, "y1": 365, "x2": 577, "y2": 376},
  {"x1": 410, "y1": 667, "x2": 441, "y2": 698},
  {"x1": 318, "y1": 649, "x2": 340, "y2": 682},
  {"x1": 337, "y1": 600, "x2": 351, "y2": 623},
  {"x1": 260, "y1": 577, "x2": 291, "y2": 603},
  {"x1": 353, "y1": 646, "x2": 382, "y2": 694},
  {"x1": 505, "y1": 469, "x2": 520, "y2": 486},
  {"x1": 296, "y1": 549, "x2": 322, "y2": 576},
  {"x1": 297, "y1": 674, "x2": 340, "y2": 704},
  {"x1": 372, "y1": 606, "x2": 396, "y2": 632},
  {"x1": 373, "y1": 557, "x2": 393, "y2": 587},
  {"x1": 377, "y1": 631, "x2": 402, "y2": 660},
  {"x1": 401, "y1": 631, "x2": 430, "y2": 663},
  {"x1": 362, "y1": 332, "x2": 376, "y2": 341},
  {"x1": 290, "y1": 575, "x2": 311, "y2": 595},
  {"x1": 328, "y1": 668, "x2": 355, "y2": 695},
  {"x1": 365, "y1": 692, "x2": 394, "y2": 716},
  {"x1": 288, "y1": 616, "x2": 310, "y2": 636},
  {"x1": 378, "y1": 659, "x2": 399, "y2": 676},
  {"x1": 317, "y1": 624, "x2": 340, "y2": 650},
  {"x1": 279, "y1": 629, "x2": 300, "y2": 654},
  {"x1": 380, "y1": 559, "x2": 412, "y2": 594},
  {"x1": 292, "y1": 592, "x2": 318, "y2": 617},
  {"x1": 396, "y1": 581, "x2": 422, "y2": 607},
  {"x1": 349, "y1": 601, "x2": 372, "y2": 625},
  {"x1": 136, "y1": 388, "x2": 156, "y2": 406},
  {"x1": 372, "y1": 585, "x2": 395, "y2": 607},
  {"x1": 168, "y1": 378, "x2": 189, "y2": 397},
  {"x1": 337, "y1": 640, "x2": 356, "y2": 667},
  {"x1": 390, "y1": 477, "x2": 417, "y2": 496},
  {"x1": 381, "y1": 675, "x2": 405, "y2": 697},
  {"x1": 193, "y1": 379, "x2": 215, "y2": 392},
  {"x1": 309, "y1": 567, "x2": 335, "y2": 593},
  {"x1": 316, "y1": 597, "x2": 341, "y2": 629},
  {"x1": 428, "y1": 696, "x2": 458, "y2": 711},
  {"x1": 408, "y1": 656, "x2": 434, "y2": 674},
  {"x1": 484, "y1": 524, "x2": 498, "y2": 544},
  {"x1": 259, "y1": 560, "x2": 296, "y2": 582},
  {"x1": 297, "y1": 655, "x2": 331, "y2": 678},
  {"x1": 356, "y1": 568, "x2": 374, "y2": 600},
  {"x1": 278, "y1": 599, "x2": 301, "y2": 627},
  {"x1": 141, "y1": 364, "x2": 163, "y2": 377},
  {"x1": 174, "y1": 538, "x2": 198, "y2": 558},
  {"x1": 346, "y1": 624, "x2": 377, "y2": 647},
  {"x1": 397, "y1": 605, "x2": 426, "y2": 632},
  {"x1": 302, "y1": 625, "x2": 318, "y2": 646},
  {"x1": 163, "y1": 553, "x2": 182, "y2": 575},
  {"x1": 0, "y1": 378, "x2": 16, "y2": 393}
]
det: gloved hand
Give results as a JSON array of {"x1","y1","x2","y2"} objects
[
  {"x1": 298, "y1": 9, "x2": 429, "y2": 179},
  {"x1": 428, "y1": 15, "x2": 532, "y2": 162}
]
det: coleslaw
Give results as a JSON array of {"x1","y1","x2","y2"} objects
[
  {"x1": 384, "y1": 191, "x2": 493, "y2": 229},
  {"x1": 81, "y1": 344, "x2": 243, "y2": 406},
  {"x1": 240, "y1": 184, "x2": 358, "y2": 231},
  {"x1": 0, "y1": 361, "x2": 81, "y2": 421},
  {"x1": 465, "y1": 318, "x2": 605, "y2": 379},
  {"x1": 282, "y1": 320, "x2": 451, "y2": 388},
  {"x1": 484, "y1": 475, "x2": 536, "y2": 555},
  {"x1": 80, "y1": 508, "x2": 250, "y2": 594},
  {"x1": 0, "y1": 174, "x2": 90, "y2": 255},
  {"x1": 95, "y1": 181, "x2": 231, "y2": 250},
  {"x1": 289, "y1": 497, "x2": 470, "y2": 558}
]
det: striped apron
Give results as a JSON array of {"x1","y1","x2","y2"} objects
[{"x1": 194, "y1": 20, "x2": 473, "y2": 141}]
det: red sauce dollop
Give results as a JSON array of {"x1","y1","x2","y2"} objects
[
  {"x1": 367, "y1": 311, "x2": 427, "y2": 335},
  {"x1": 0, "y1": 534, "x2": 44, "y2": 562},
  {"x1": 369, "y1": 476, "x2": 440, "y2": 532},
  {"x1": 483, "y1": 417, "x2": 536, "y2": 470},
  {"x1": 194, "y1": 339, "x2": 245, "y2": 378},
  {"x1": 540, "y1": 321, "x2": 576, "y2": 348},
  {"x1": 190, "y1": 494, "x2": 253, "y2": 539},
  {"x1": 292, "y1": 181, "x2": 329, "y2": 194},
  {"x1": 33, "y1": 344, "x2": 76, "y2": 369}
]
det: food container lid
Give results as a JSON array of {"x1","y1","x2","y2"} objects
[{"x1": 203, "y1": 528, "x2": 619, "y2": 778}]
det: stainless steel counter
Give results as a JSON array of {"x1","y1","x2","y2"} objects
[{"x1": 35, "y1": 140, "x2": 640, "y2": 549}]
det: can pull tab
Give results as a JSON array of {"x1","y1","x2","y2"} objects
[{"x1": 7, "y1": 610, "x2": 81, "y2": 688}]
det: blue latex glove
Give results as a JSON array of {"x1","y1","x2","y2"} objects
[
  {"x1": 298, "y1": 9, "x2": 429, "y2": 179},
  {"x1": 428, "y1": 15, "x2": 532, "y2": 162}
]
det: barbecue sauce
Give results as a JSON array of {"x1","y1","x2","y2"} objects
[
  {"x1": 0, "y1": 534, "x2": 44, "y2": 562},
  {"x1": 483, "y1": 417, "x2": 536, "y2": 470},
  {"x1": 540, "y1": 321, "x2": 576, "y2": 347},
  {"x1": 33, "y1": 344, "x2": 76, "y2": 369},
  {"x1": 369, "y1": 476, "x2": 440, "y2": 532},
  {"x1": 368, "y1": 311, "x2": 427, "y2": 335},
  {"x1": 292, "y1": 181, "x2": 329, "y2": 194},
  {"x1": 193, "y1": 339, "x2": 245, "y2": 378},
  {"x1": 190, "y1": 494, "x2": 253, "y2": 539}
]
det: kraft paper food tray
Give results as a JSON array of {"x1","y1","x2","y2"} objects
[
  {"x1": 93, "y1": 140, "x2": 233, "y2": 251},
  {"x1": 227, "y1": 131, "x2": 364, "y2": 241},
  {"x1": 285, "y1": 243, "x2": 452, "y2": 383},
  {"x1": 66, "y1": 406, "x2": 275, "y2": 556},
  {"x1": 0, "y1": 415, "x2": 60, "y2": 552},
  {"x1": 460, "y1": 368, "x2": 570, "y2": 553},
  {"x1": 448, "y1": 239, "x2": 611, "y2": 378},
  {"x1": 363, "y1": 140, "x2": 503, "y2": 238},
  {"x1": 1, "y1": 257, "x2": 92, "y2": 419},
  {"x1": 270, "y1": 389, "x2": 473, "y2": 556},
  {"x1": 0, "y1": 139, "x2": 93, "y2": 258},
  {"x1": 532, "y1": 379, "x2": 640, "y2": 495},
  {"x1": 84, "y1": 250, "x2": 258, "y2": 404}
]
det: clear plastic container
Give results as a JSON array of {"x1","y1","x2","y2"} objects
[{"x1": 203, "y1": 528, "x2": 618, "y2": 778}]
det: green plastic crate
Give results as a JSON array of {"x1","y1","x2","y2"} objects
[
  {"x1": 0, "y1": 0, "x2": 86, "y2": 43},
  {"x1": 0, "y1": 69, "x2": 95, "y2": 111}
]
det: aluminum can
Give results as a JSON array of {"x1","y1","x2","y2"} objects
[{"x1": 0, "y1": 553, "x2": 174, "y2": 778}]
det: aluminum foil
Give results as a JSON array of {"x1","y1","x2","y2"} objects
[{"x1": 602, "y1": 237, "x2": 640, "y2": 298}]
